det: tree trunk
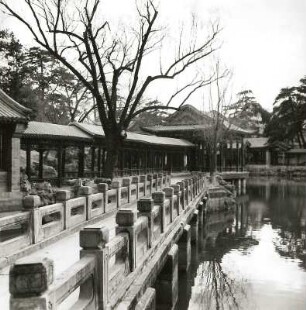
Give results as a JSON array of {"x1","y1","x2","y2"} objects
[
  {"x1": 102, "y1": 133, "x2": 123, "y2": 179},
  {"x1": 210, "y1": 143, "x2": 217, "y2": 177},
  {"x1": 299, "y1": 130, "x2": 306, "y2": 148}
]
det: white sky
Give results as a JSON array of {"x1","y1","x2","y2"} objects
[{"x1": 1, "y1": 0, "x2": 305, "y2": 112}]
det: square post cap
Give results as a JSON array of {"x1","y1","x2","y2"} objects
[
  {"x1": 10, "y1": 257, "x2": 53, "y2": 297},
  {"x1": 80, "y1": 226, "x2": 109, "y2": 249},
  {"x1": 152, "y1": 191, "x2": 165, "y2": 203},
  {"x1": 56, "y1": 190, "x2": 71, "y2": 202},
  {"x1": 163, "y1": 187, "x2": 174, "y2": 197},
  {"x1": 116, "y1": 208, "x2": 137, "y2": 226},
  {"x1": 23, "y1": 195, "x2": 41, "y2": 209},
  {"x1": 138, "y1": 198, "x2": 154, "y2": 212}
]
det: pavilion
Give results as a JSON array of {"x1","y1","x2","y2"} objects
[
  {"x1": 0, "y1": 90, "x2": 31, "y2": 194},
  {"x1": 142, "y1": 105, "x2": 254, "y2": 172}
]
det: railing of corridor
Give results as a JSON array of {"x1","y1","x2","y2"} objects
[
  {"x1": 9, "y1": 173, "x2": 211, "y2": 310},
  {"x1": 0, "y1": 173, "x2": 171, "y2": 267}
]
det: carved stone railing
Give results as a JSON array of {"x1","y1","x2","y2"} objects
[
  {"x1": 0, "y1": 173, "x2": 170, "y2": 264},
  {"x1": 9, "y1": 173, "x2": 209, "y2": 310}
]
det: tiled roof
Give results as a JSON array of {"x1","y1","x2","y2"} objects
[
  {"x1": 23, "y1": 121, "x2": 92, "y2": 141},
  {"x1": 0, "y1": 89, "x2": 31, "y2": 122},
  {"x1": 71, "y1": 122, "x2": 194, "y2": 147},
  {"x1": 243, "y1": 137, "x2": 269, "y2": 148},
  {"x1": 286, "y1": 148, "x2": 306, "y2": 154},
  {"x1": 143, "y1": 124, "x2": 211, "y2": 132},
  {"x1": 128, "y1": 131, "x2": 194, "y2": 147},
  {"x1": 144, "y1": 123, "x2": 254, "y2": 135},
  {"x1": 154, "y1": 104, "x2": 255, "y2": 135}
]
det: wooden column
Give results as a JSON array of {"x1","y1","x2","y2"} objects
[
  {"x1": 220, "y1": 142, "x2": 226, "y2": 172},
  {"x1": 91, "y1": 146, "x2": 95, "y2": 176},
  {"x1": 101, "y1": 148, "x2": 105, "y2": 174},
  {"x1": 236, "y1": 140, "x2": 240, "y2": 172},
  {"x1": 241, "y1": 138, "x2": 245, "y2": 171},
  {"x1": 230, "y1": 140, "x2": 233, "y2": 171},
  {"x1": 120, "y1": 148, "x2": 124, "y2": 173},
  {"x1": 61, "y1": 147, "x2": 66, "y2": 178},
  {"x1": 38, "y1": 148, "x2": 43, "y2": 179},
  {"x1": 78, "y1": 145, "x2": 85, "y2": 178},
  {"x1": 97, "y1": 147, "x2": 101, "y2": 176},
  {"x1": 57, "y1": 146, "x2": 63, "y2": 187},
  {"x1": 26, "y1": 144, "x2": 31, "y2": 178}
]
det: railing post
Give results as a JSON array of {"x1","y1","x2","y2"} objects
[
  {"x1": 197, "y1": 201, "x2": 204, "y2": 228},
  {"x1": 242, "y1": 178, "x2": 247, "y2": 195},
  {"x1": 166, "y1": 173, "x2": 171, "y2": 187},
  {"x1": 183, "y1": 180, "x2": 189, "y2": 206},
  {"x1": 97, "y1": 183, "x2": 108, "y2": 213},
  {"x1": 112, "y1": 180, "x2": 121, "y2": 208},
  {"x1": 153, "y1": 173, "x2": 158, "y2": 192},
  {"x1": 10, "y1": 257, "x2": 54, "y2": 310},
  {"x1": 170, "y1": 184, "x2": 181, "y2": 215},
  {"x1": 147, "y1": 174, "x2": 153, "y2": 195},
  {"x1": 177, "y1": 182, "x2": 185, "y2": 210},
  {"x1": 190, "y1": 210, "x2": 199, "y2": 244},
  {"x1": 189, "y1": 179, "x2": 194, "y2": 200},
  {"x1": 78, "y1": 185, "x2": 93, "y2": 220},
  {"x1": 163, "y1": 187, "x2": 174, "y2": 222},
  {"x1": 158, "y1": 173, "x2": 163, "y2": 190},
  {"x1": 56, "y1": 190, "x2": 71, "y2": 229},
  {"x1": 178, "y1": 225, "x2": 191, "y2": 271},
  {"x1": 132, "y1": 176, "x2": 140, "y2": 200},
  {"x1": 137, "y1": 198, "x2": 154, "y2": 247},
  {"x1": 116, "y1": 209, "x2": 138, "y2": 271},
  {"x1": 194, "y1": 176, "x2": 198, "y2": 196},
  {"x1": 140, "y1": 175, "x2": 146, "y2": 196},
  {"x1": 80, "y1": 225, "x2": 109, "y2": 309},
  {"x1": 152, "y1": 191, "x2": 166, "y2": 233},
  {"x1": 155, "y1": 244, "x2": 178, "y2": 310},
  {"x1": 122, "y1": 177, "x2": 131, "y2": 203},
  {"x1": 23, "y1": 195, "x2": 41, "y2": 244},
  {"x1": 135, "y1": 287, "x2": 156, "y2": 310}
]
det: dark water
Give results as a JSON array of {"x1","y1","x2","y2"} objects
[{"x1": 178, "y1": 178, "x2": 306, "y2": 310}]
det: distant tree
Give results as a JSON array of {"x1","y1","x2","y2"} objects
[
  {"x1": 0, "y1": 29, "x2": 37, "y2": 109},
  {"x1": 190, "y1": 62, "x2": 233, "y2": 175},
  {"x1": 128, "y1": 100, "x2": 171, "y2": 132},
  {"x1": 226, "y1": 90, "x2": 270, "y2": 135},
  {"x1": 265, "y1": 78, "x2": 306, "y2": 148},
  {"x1": 0, "y1": 0, "x2": 221, "y2": 178}
]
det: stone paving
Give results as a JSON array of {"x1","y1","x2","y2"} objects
[{"x1": 0, "y1": 174, "x2": 191, "y2": 310}]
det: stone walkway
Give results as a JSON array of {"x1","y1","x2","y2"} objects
[{"x1": 0, "y1": 174, "x2": 191, "y2": 310}]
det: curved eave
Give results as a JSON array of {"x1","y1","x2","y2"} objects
[{"x1": 0, "y1": 89, "x2": 32, "y2": 119}]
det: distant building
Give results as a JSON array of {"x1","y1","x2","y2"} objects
[
  {"x1": 244, "y1": 137, "x2": 306, "y2": 166},
  {"x1": 142, "y1": 105, "x2": 254, "y2": 172},
  {"x1": 0, "y1": 89, "x2": 31, "y2": 194}
]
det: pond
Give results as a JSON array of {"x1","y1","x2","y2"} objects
[{"x1": 178, "y1": 178, "x2": 306, "y2": 310}]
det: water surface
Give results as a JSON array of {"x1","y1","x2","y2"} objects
[{"x1": 178, "y1": 178, "x2": 306, "y2": 310}]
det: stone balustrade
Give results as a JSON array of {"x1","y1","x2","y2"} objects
[
  {"x1": 0, "y1": 173, "x2": 169, "y2": 264},
  {"x1": 9, "y1": 172, "x2": 210, "y2": 310},
  {"x1": 0, "y1": 212, "x2": 32, "y2": 258}
]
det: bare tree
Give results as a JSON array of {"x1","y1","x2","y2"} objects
[
  {"x1": 195, "y1": 61, "x2": 233, "y2": 175},
  {"x1": 0, "y1": 0, "x2": 221, "y2": 178}
]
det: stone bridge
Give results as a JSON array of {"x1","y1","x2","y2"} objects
[{"x1": 4, "y1": 172, "x2": 237, "y2": 310}]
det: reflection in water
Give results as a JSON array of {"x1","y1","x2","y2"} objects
[
  {"x1": 178, "y1": 178, "x2": 306, "y2": 310},
  {"x1": 189, "y1": 260, "x2": 248, "y2": 310}
]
